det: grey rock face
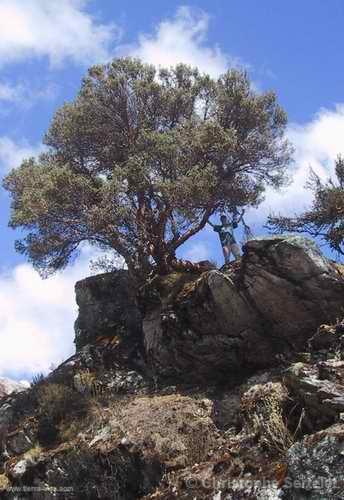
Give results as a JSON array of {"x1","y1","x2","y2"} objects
[
  {"x1": 285, "y1": 424, "x2": 344, "y2": 499},
  {"x1": 143, "y1": 235, "x2": 344, "y2": 383},
  {"x1": 242, "y1": 236, "x2": 343, "y2": 346},
  {"x1": 7, "y1": 430, "x2": 32, "y2": 455},
  {"x1": 0, "y1": 403, "x2": 14, "y2": 430},
  {"x1": 74, "y1": 270, "x2": 142, "y2": 350},
  {"x1": 73, "y1": 236, "x2": 343, "y2": 383},
  {"x1": 284, "y1": 360, "x2": 344, "y2": 431}
]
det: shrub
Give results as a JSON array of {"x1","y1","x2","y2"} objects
[
  {"x1": 251, "y1": 394, "x2": 294, "y2": 455},
  {"x1": 0, "y1": 474, "x2": 10, "y2": 492},
  {"x1": 31, "y1": 372, "x2": 46, "y2": 387},
  {"x1": 36, "y1": 383, "x2": 88, "y2": 446},
  {"x1": 241, "y1": 382, "x2": 293, "y2": 456},
  {"x1": 73, "y1": 369, "x2": 105, "y2": 399}
]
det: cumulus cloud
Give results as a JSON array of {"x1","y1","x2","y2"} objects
[
  {"x1": 251, "y1": 104, "x2": 344, "y2": 220},
  {"x1": 0, "y1": 0, "x2": 119, "y2": 67},
  {"x1": 0, "y1": 137, "x2": 43, "y2": 174},
  {"x1": 0, "y1": 243, "x2": 124, "y2": 380},
  {"x1": 182, "y1": 241, "x2": 211, "y2": 262},
  {"x1": 0, "y1": 80, "x2": 58, "y2": 108},
  {"x1": 0, "y1": 255, "x2": 90, "y2": 380},
  {"x1": 127, "y1": 6, "x2": 235, "y2": 77}
]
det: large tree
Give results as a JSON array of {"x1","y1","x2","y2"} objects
[
  {"x1": 4, "y1": 58, "x2": 292, "y2": 283},
  {"x1": 267, "y1": 156, "x2": 344, "y2": 256}
]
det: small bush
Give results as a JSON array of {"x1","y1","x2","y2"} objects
[
  {"x1": 31, "y1": 372, "x2": 46, "y2": 387},
  {"x1": 241, "y1": 382, "x2": 293, "y2": 456},
  {"x1": 251, "y1": 394, "x2": 294, "y2": 455},
  {"x1": 73, "y1": 369, "x2": 105, "y2": 399},
  {"x1": 36, "y1": 383, "x2": 88, "y2": 446},
  {"x1": 0, "y1": 474, "x2": 10, "y2": 492},
  {"x1": 12, "y1": 372, "x2": 46, "y2": 418},
  {"x1": 37, "y1": 417, "x2": 59, "y2": 446}
]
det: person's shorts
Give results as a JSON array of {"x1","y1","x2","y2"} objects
[{"x1": 222, "y1": 236, "x2": 236, "y2": 247}]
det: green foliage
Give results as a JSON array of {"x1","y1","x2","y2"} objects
[
  {"x1": 267, "y1": 155, "x2": 344, "y2": 256},
  {"x1": 3, "y1": 58, "x2": 292, "y2": 281}
]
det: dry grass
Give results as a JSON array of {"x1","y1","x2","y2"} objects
[
  {"x1": 0, "y1": 474, "x2": 10, "y2": 491},
  {"x1": 23, "y1": 443, "x2": 42, "y2": 460},
  {"x1": 73, "y1": 369, "x2": 105, "y2": 398},
  {"x1": 118, "y1": 394, "x2": 216, "y2": 466},
  {"x1": 241, "y1": 382, "x2": 293, "y2": 456},
  {"x1": 84, "y1": 393, "x2": 217, "y2": 468},
  {"x1": 251, "y1": 394, "x2": 294, "y2": 455},
  {"x1": 37, "y1": 383, "x2": 88, "y2": 423},
  {"x1": 36, "y1": 383, "x2": 88, "y2": 445}
]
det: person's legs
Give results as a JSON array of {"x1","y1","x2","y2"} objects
[
  {"x1": 222, "y1": 245, "x2": 231, "y2": 264},
  {"x1": 231, "y1": 243, "x2": 241, "y2": 261}
]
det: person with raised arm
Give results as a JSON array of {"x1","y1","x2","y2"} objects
[{"x1": 208, "y1": 210, "x2": 244, "y2": 264}]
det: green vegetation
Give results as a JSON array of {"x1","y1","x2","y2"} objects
[
  {"x1": 268, "y1": 155, "x2": 344, "y2": 256},
  {"x1": 4, "y1": 58, "x2": 292, "y2": 282}
]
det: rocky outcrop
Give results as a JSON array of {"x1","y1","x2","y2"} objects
[
  {"x1": 143, "y1": 236, "x2": 344, "y2": 383},
  {"x1": 72, "y1": 236, "x2": 344, "y2": 384},
  {"x1": 1, "y1": 317, "x2": 344, "y2": 498},
  {"x1": 285, "y1": 360, "x2": 344, "y2": 431},
  {"x1": 74, "y1": 270, "x2": 141, "y2": 350},
  {"x1": 1, "y1": 235, "x2": 344, "y2": 499}
]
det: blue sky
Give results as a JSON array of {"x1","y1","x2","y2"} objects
[{"x1": 0, "y1": 0, "x2": 343, "y2": 381}]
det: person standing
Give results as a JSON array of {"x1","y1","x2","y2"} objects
[{"x1": 208, "y1": 212, "x2": 243, "y2": 264}]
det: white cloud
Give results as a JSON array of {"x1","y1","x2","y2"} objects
[
  {"x1": 183, "y1": 241, "x2": 211, "y2": 262},
  {"x1": 0, "y1": 137, "x2": 43, "y2": 174},
  {"x1": 127, "y1": 6, "x2": 235, "y2": 77},
  {"x1": 0, "y1": 81, "x2": 59, "y2": 113},
  {"x1": 0, "y1": 245, "x2": 125, "y2": 380},
  {"x1": 252, "y1": 104, "x2": 344, "y2": 220},
  {"x1": 0, "y1": 80, "x2": 58, "y2": 107},
  {"x1": 0, "y1": 82, "x2": 24, "y2": 102},
  {"x1": 0, "y1": 256, "x2": 89, "y2": 379},
  {"x1": 0, "y1": 0, "x2": 119, "y2": 67}
]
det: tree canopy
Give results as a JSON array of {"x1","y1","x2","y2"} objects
[
  {"x1": 267, "y1": 156, "x2": 344, "y2": 256},
  {"x1": 4, "y1": 58, "x2": 292, "y2": 282}
]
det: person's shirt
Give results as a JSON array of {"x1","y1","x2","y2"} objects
[{"x1": 213, "y1": 222, "x2": 237, "y2": 245}]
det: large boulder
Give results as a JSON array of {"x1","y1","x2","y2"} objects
[
  {"x1": 242, "y1": 236, "x2": 343, "y2": 345},
  {"x1": 142, "y1": 236, "x2": 344, "y2": 383},
  {"x1": 73, "y1": 236, "x2": 343, "y2": 383},
  {"x1": 74, "y1": 270, "x2": 142, "y2": 350}
]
